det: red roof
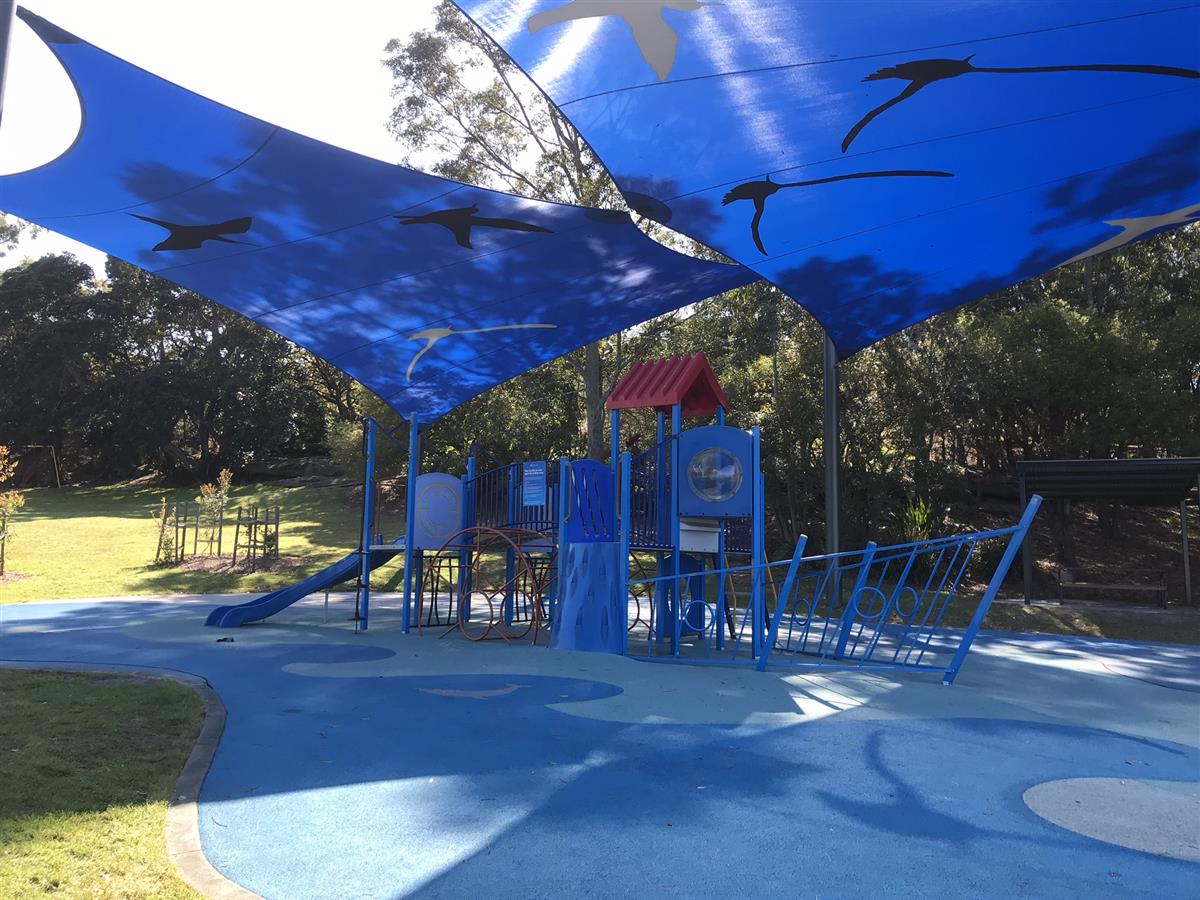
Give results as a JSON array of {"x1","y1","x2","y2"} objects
[{"x1": 606, "y1": 353, "x2": 729, "y2": 418}]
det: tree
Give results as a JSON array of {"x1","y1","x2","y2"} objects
[{"x1": 0, "y1": 445, "x2": 25, "y2": 576}]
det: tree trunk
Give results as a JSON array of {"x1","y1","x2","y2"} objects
[{"x1": 584, "y1": 341, "x2": 605, "y2": 461}]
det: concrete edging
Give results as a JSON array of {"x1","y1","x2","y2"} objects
[{"x1": 0, "y1": 660, "x2": 259, "y2": 900}]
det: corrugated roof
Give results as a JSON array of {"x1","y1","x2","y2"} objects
[
  {"x1": 606, "y1": 353, "x2": 729, "y2": 418},
  {"x1": 1017, "y1": 458, "x2": 1200, "y2": 505}
]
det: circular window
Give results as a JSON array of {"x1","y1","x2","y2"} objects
[{"x1": 686, "y1": 447, "x2": 743, "y2": 504}]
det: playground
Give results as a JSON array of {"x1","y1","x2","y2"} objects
[
  {"x1": 1, "y1": 0, "x2": 1199, "y2": 897},
  {"x1": 4, "y1": 594, "x2": 1199, "y2": 898}
]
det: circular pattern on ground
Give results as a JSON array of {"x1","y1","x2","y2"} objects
[{"x1": 1024, "y1": 777, "x2": 1200, "y2": 862}]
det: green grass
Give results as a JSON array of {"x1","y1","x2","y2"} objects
[
  {"x1": 0, "y1": 669, "x2": 204, "y2": 899},
  {"x1": 0, "y1": 482, "x2": 372, "y2": 604}
]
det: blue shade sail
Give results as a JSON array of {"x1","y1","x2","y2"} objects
[
  {"x1": 0, "y1": 9, "x2": 755, "y2": 420},
  {"x1": 454, "y1": 0, "x2": 1200, "y2": 354}
]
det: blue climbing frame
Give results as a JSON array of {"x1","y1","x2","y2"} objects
[{"x1": 210, "y1": 356, "x2": 1041, "y2": 685}]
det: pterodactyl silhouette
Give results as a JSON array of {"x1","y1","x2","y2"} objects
[
  {"x1": 130, "y1": 214, "x2": 253, "y2": 251},
  {"x1": 405, "y1": 323, "x2": 557, "y2": 380},
  {"x1": 721, "y1": 170, "x2": 953, "y2": 255},
  {"x1": 842, "y1": 56, "x2": 1200, "y2": 152},
  {"x1": 395, "y1": 204, "x2": 552, "y2": 249},
  {"x1": 528, "y1": 0, "x2": 721, "y2": 81}
]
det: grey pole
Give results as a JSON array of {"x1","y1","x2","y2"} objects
[
  {"x1": 1019, "y1": 472, "x2": 1033, "y2": 604},
  {"x1": 1183, "y1": 496, "x2": 1193, "y2": 608},
  {"x1": 822, "y1": 334, "x2": 840, "y2": 555},
  {"x1": 0, "y1": 1, "x2": 16, "y2": 128}
]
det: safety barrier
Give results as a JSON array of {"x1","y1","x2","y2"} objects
[
  {"x1": 466, "y1": 461, "x2": 560, "y2": 534},
  {"x1": 628, "y1": 497, "x2": 1041, "y2": 683}
]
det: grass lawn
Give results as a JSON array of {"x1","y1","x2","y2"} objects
[
  {"x1": 0, "y1": 481, "x2": 376, "y2": 604},
  {"x1": 0, "y1": 669, "x2": 204, "y2": 899}
]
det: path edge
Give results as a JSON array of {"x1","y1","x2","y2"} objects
[{"x1": 0, "y1": 661, "x2": 260, "y2": 900}]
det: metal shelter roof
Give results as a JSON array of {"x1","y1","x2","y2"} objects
[
  {"x1": 606, "y1": 352, "x2": 729, "y2": 417},
  {"x1": 1017, "y1": 458, "x2": 1200, "y2": 506}
]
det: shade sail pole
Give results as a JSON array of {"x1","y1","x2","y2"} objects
[
  {"x1": 0, "y1": 1, "x2": 16, "y2": 127},
  {"x1": 823, "y1": 334, "x2": 840, "y2": 555}
]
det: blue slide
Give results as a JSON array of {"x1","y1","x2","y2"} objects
[{"x1": 205, "y1": 541, "x2": 404, "y2": 628}]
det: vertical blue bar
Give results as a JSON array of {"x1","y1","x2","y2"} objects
[
  {"x1": 401, "y1": 416, "x2": 420, "y2": 634},
  {"x1": 670, "y1": 403, "x2": 682, "y2": 655},
  {"x1": 654, "y1": 411, "x2": 667, "y2": 642},
  {"x1": 943, "y1": 496, "x2": 1043, "y2": 684},
  {"x1": 750, "y1": 428, "x2": 764, "y2": 655},
  {"x1": 358, "y1": 418, "x2": 377, "y2": 631},
  {"x1": 555, "y1": 457, "x2": 570, "y2": 636},
  {"x1": 619, "y1": 451, "x2": 632, "y2": 654},
  {"x1": 833, "y1": 542, "x2": 877, "y2": 659},
  {"x1": 610, "y1": 409, "x2": 620, "y2": 480},
  {"x1": 458, "y1": 455, "x2": 475, "y2": 623},
  {"x1": 715, "y1": 401, "x2": 728, "y2": 650},
  {"x1": 504, "y1": 466, "x2": 516, "y2": 624},
  {"x1": 757, "y1": 535, "x2": 809, "y2": 671}
]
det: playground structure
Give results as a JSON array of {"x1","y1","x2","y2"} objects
[{"x1": 207, "y1": 354, "x2": 1041, "y2": 683}]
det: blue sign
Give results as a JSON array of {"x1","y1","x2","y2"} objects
[{"x1": 522, "y1": 461, "x2": 547, "y2": 507}]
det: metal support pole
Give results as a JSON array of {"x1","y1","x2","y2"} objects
[
  {"x1": 358, "y1": 419, "x2": 377, "y2": 631},
  {"x1": 619, "y1": 451, "x2": 632, "y2": 654},
  {"x1": 670, "y1": 403, "x2": 682, "y2": 655},
  {"x1": 554, "y1": 457, "x2": 571, "y2": 636},
  {"x1": 822, "y1": 335, "x2": 840, "y2": 555},
  {"x1": 0, "y1": 1, "x2": 18, "y2": 128},
  {"x1": 401, "y1": 416, "x2": 420, "y2": 633},
  {"x1": 1182, "y1": 498, "x2": 1193, "y2": 608},
  {"x1": 610, "y1": 409, "x2": 620, "y2": 476},
  {"x1": 750, "y1": 428, "x2": 765, "y2": 655},
  {"x1": 1019, "y1": 473, "x2": 1033, "y2": 604}
]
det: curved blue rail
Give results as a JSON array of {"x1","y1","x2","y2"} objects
[{"x1": 204, "y1": 540, "x2": 404, "y2": 628}]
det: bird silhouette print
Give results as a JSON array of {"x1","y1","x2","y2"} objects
[
  {"x1": 842, "y1": 56, "x2": 1200, "y2": 152},
  {"x1": 527, "y1": 0, "x2": 720, "y2": 81},
  {"x1": 130, "y1": 214, "x2": 253, "y2": 251},
  {"x1": 405, "y1": 323, "x2": 557, "y2": 380},
  {"x1": 721, "y1": 170, "x2": 953, "y2": 255},
  {"x1": 395, "y1": 204, "x2": 551, "y2": 249},
  {"x1": 1062, "y1": 202, "x2": 1200, "y2": 265}
]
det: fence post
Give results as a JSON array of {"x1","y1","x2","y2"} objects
[
  {"x1": 401, "y1": 416, "x2": 421, "y2": 634},
  {"x1": 619, "y1": 451, "x2": 632, "y2": 653},
  {"x1": 757, "y1": 535, "x2": 808, "y2": 671},
  {"x1": 555, "y1": 457, "x2": 571, "y2": 637},
  {"x1": 833, "y1": 542, "x2": 877, "y2": 659},
  {"x1": 943, "y1": 495, "x2": 1043, "y2": 684},
  {"x1": 358, "y1": 419, "x2": 377, "y2": 631}
]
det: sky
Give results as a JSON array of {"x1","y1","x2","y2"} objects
[{"x1": 0, "y1": 0, "x2": 439, "y2": 274}]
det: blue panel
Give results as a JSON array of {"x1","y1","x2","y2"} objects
[
  {"x1": 551, "y1": 542, "x2": 625, "y2": 653},
  {"x1": 411, "y1": 472, "x2": 464, "y2": 551},
  {"x1": 0, "y1": 10, "x2": 755, "y2": 421},
  {"x1": 455, "y1": 0, "x2": 1200, "y2": 354},
  {"x1": 564, "y1": 459, "x2": 615, "y2": 543},
  {"x1": 676, "y1": 425, "x2": 753, "y2": 518}
]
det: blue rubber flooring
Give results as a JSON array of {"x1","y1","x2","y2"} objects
[{"x1": 2, "y1": 599, "x2": 1198, "y2": 899}]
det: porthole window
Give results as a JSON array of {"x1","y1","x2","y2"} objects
[{"x1": 686, "y1": 447, "x2": 743, "y2": 503}]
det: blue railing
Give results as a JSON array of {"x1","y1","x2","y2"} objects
[
  {"x1": 465, "y1": 460, "x2": 560, "y2": 534},
  {"x1": 627, "y1": 497, "x2": 1041, "y2": 683},
  {"x1": 627, "y1": 438, "x2": 672, "y2": 550}
]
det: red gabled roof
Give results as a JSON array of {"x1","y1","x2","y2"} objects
[{"x1": 606, "y1": 353, "x2": 729, "y2": 418}]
